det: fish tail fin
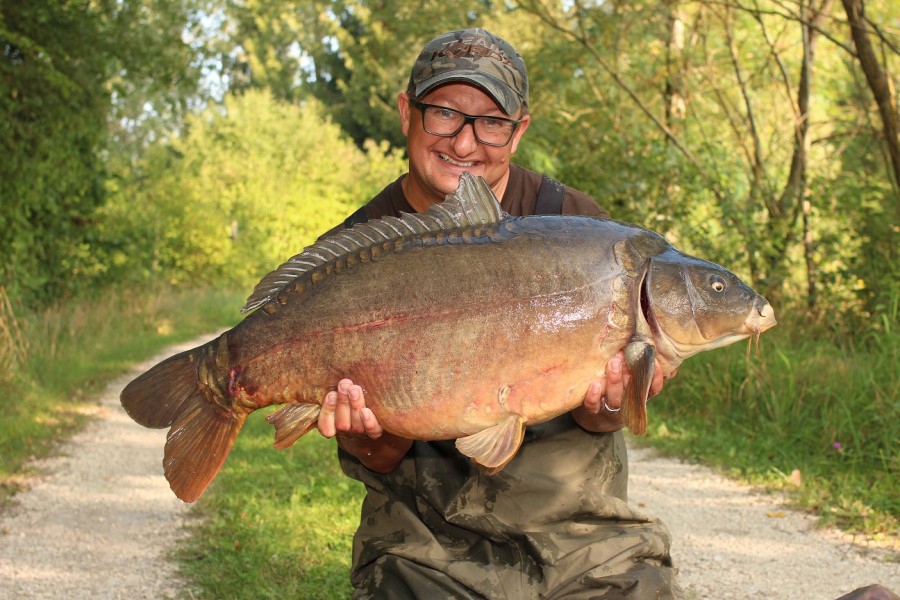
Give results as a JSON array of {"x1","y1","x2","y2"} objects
[
  {"x1": 622, "y1": 340, "x2": 655, "y2": 435},
  {"x1": 164, "y1": 395, "x2": 246, "y2": 503},
  {"x1": 266, "y1": 403, "x2": 321, "y2": 449},
  {"x1": 120, "y1": 347, "x2": 245, "y2": 502}
]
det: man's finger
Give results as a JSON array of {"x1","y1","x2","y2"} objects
[
  {"x1": 318, "y1": 391, "x2": 338, "y2": 438},
  {"x1": 334, "y1": 381, "x2": 353, "y2": 432},
  {"x1": 604, "y1": 355, "x2": 625, "y2": 410},
  {"x1": 583, "y1": 380, "x2": 604, "y2": 414},
  {"x1": 346, "y1": 384, "x2": 366, "y2": 433},
  {"x1": 360, "y1": 407, "x2": 383, "y2": 439}
]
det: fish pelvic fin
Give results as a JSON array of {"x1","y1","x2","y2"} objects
[
  {"x1": 266, "y1": 403, "x2": 321, "y2": 449},
  {"x1": 622, "y1": 340, "x2": 655, "y2": 435},
  {"x1": 455, "y1": 414, "x2": 526, "y2": 475},
  {"x1": 120, "y1": 347, "x2": 245, "y2": 503}
]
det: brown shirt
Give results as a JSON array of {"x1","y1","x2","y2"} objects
[
  {"x1": 350, "y1": 163, "x2": 608, "y2": 222},
  {"x1": 322, "y1": 164, "x2": 609, "y2": 237}
]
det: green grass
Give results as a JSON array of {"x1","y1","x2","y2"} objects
[
  {"x1": 2, "y1": 284, "x2": 896, "y2": 598},
  {"x1": 0, "y1": 284, "x2": 245, "y2": 499},
  {"x1": 174, "y1": 415, "x2": 361, "y2": 599},
  {"x1": 642, "y1": 315, "x2": 898, "y2": 542}
]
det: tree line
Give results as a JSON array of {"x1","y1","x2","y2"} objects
[{"x1": 1, "y1": 0, "x2": 897, "y2": 335}]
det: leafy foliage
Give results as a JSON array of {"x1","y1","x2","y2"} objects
[
  {"x1": 5, "y1": 0, "x2": 896, "y2": 326},
  {"x1": 100, "y1": 90, "x2": 405, "y2": 291},
  {"x1": 0, "y1": 0, "x2": 199, "y2": 303},
  {"x1": 511, "y1": 0, "x2": 899, "y2": 327},
  {"x1": 216, "y1": 0, "x2": 493, "y2": 147}
]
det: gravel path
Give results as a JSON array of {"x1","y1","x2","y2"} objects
[
  {"x1": 0, "y1": 336, "x2": 897, "y2": 599},
  {"x1": 629, "y1": 446, "x2": 900, "y2": 599},
  {"x1": 0, "y1": 339, "x2": 200, "y2": 600}
]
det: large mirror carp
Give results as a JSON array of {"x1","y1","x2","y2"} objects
[{"x1": 121, "y1": 173, "x2": 776, "y2": 502}]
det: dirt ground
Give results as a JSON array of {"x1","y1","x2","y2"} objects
[{"x1": 0, "y1": 336, "x2": 897, "y2": 599}]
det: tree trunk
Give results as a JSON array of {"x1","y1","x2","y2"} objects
[
  {"x1": 664, "y1": 2, "x2": 686, "y2": 127},
  {"x1": 779, "y1": 1, "x2": 829, "y2": 315},
  {"x1": 802, "y1": 199, "x2": 817, "y2": 313},
  {"x1": 841, "y1": 0, "x2": 900, "y2": 188}
]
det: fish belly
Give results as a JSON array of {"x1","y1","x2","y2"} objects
[{"x1": 228, "y1": 228, "x2": 631, "y2": 441}]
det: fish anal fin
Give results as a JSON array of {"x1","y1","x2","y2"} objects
[
  {"x1": 163, "y1": 400, "x2": 246, "y2": 503},
  {"x1": 455, "y1": 414, "x2": 526, "y2": 474},
  {"x1": 266, "y1": 403, "x2": 321, "y2": 449},
  {"x1": 622, "y1": 340, "x2": 655, "y2": 435}
]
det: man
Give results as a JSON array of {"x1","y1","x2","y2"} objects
[{"x1": 317, "y1": 29, "x2": 680, "y2": 599}]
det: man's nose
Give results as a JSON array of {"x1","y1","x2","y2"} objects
[{"x1": 451, "y1": 121, "x2": 480, "y2": 155}]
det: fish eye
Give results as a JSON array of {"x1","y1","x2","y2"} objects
[{"x1": 710, "y1": 275, "x2": 726, "y2": 292}]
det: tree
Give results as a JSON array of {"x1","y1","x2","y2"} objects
[
  {"x1": 100, "y1": 90, "x2": 405, "y2": 289},
  {"x1": 0, "y1": 0, "x2": 200, "y2": 303},
  {"x1": 513, "y1": 0, "x2": 898, "y2": 322},
  {"x1": 841, "y1": 0, "x2": 900, "y2": 189},
  {"x1": 216, "y1": 0, "x2": 496, "y2": 147}
]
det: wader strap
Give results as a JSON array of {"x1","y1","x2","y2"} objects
[
  {"x1": 343, "y1": 206, "x2": 369, "y2": 228},
  {"x1": 535, "y1": 175, "x2": 565, "y2": 215}
]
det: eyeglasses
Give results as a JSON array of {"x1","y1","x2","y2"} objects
[{"x1": 408, "y1": 98, "x2": 522, "y2": 147}]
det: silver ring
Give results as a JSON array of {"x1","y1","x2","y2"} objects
[{"x1": 601, "y1": 399, "x2": 621, "y2": 413}]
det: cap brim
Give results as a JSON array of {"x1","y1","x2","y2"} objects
[{"x1": 415, "y1": 71, "x2": 521, "y2": 115}]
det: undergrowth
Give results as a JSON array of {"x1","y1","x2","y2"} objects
[
  {"x1": 644, "y1": 312, "x2": 898, "y2": 542},
  {"x1": 0, "y1": 285, "x2": 244, "y2": 502}
]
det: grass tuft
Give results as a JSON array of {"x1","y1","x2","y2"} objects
[
  {"x1": 0, "y1": 285, "x2": 245, "y2": 501},
  {"x1": 174, "y1": 415, "x2": 361, "y2": 599},
  {"x1": 644, "y1": 316, "x2": 898, "y2": 541}
]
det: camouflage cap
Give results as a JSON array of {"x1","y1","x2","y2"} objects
[{"x1": 409, "y1": 29, "x2": 528, "y2": 116}]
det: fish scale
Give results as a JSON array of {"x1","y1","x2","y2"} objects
[{"x1": 120, "y1": 173, "x2": 775, "y2": 503}]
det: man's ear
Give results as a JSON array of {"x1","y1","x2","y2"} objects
[
  {"x1": 398, "y1": 93, "x2": 412, "y2": 137},
  {"x1": 508, "y1": 113, "x2": 531, "y2": 155}
]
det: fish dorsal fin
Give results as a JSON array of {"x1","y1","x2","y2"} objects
[
  {"x1": 440, "y1": 171, "x2": 506, "y2": 226},
  {"x1": 242, "y1": 173, "x2": 506, "y2": 313}
]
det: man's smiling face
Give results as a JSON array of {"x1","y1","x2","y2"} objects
[{"x1": 398, "y1": 82, "x2": 530, "y2": 212}]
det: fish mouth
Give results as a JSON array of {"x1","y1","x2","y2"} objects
[{"x1": 747, "y1": 299, "x2": 777, "y2": 341}]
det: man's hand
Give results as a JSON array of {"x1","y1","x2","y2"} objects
[
  {"x1": 573, "y1": 352, "x2": 676, "y2": 433},
  {"x1": 318, "y1": 379, "x2": 383, "y2": 439},
  {"x1": 318, "y1": 379, "x2": 412, "y2": 473}
]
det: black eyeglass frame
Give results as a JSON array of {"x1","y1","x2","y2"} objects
[{"x1": 408, "y1": 97, "x2": 522, "y2": 147}]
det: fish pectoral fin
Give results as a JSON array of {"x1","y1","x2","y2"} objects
[
  {"x1": 455, "y1": 415, "x2": 526, "y2": 475},
  {"x1": 266, "y1": 403, "x2": 322, "y2": 449},
  {"x1": 622, "y1": 340, "x2": 655, "y2": 435}
]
